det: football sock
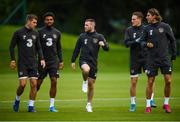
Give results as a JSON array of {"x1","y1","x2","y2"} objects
[
  {"x1": 130, "y1": 96, "x2": 136, "y2": 104},
  {"x1": 50, "y1": 98, "x2": 55, "y2": 107},
  {"x1": 164, "y1": 97, "x2": 169, "y2": 105}
]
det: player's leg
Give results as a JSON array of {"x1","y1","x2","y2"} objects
[
  {"x1": 144, "y1": 63, "x2": 157, "y2": 108},
  {"x1": 48, "y1": 66, "x2": 59, "y2": 112},
  {"x1": 163, "y1": 74, "x2": 172, "y2": 113},
  {"x1": 161, "y1": 59, "x2": 172, "y2": 113},
  {"x1": 81, "y1": 63, "x2": 90, "y2": 93},
  {"x1": 150, "y1": 84, "x2": 157, "y2": 108},
  {"x1": 129, "y1": 63, "x2": 140, "y2": 112},
  {"x1": 28, "y1": 69, "x2": 38, "y2": 112},
  {"x1": 28, "y1": 77, "x2": 37, "y2": 112},
  {"x1": 161, "y1": 65, "x2": 172, "y2": 113},
  {"x1": 145, "y1": 76, "x2": 155, "y2": 113},
  {"x1": 86, "y1": 77, "x2": 95, "y2": 112},
  {"x1": 129, "y1": 76, "x2": 138, "y2": 112},
  {"x1": 86, "y1": 67, "x2": 96, "y2": 112},
  {"x1": 49, "y1": 76, "x2": 58, "y2": 112},
  {"x1": 13, "y1": 65, "x2": 28, "y2": 112},
  {"x1": 13, "y1": 78, "x2": 28, "y2": 112},
  {"x1": 37, "y1": 65, "x2": 47, "y2": 91}
]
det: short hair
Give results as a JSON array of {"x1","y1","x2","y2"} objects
[
  {"x1": 132, "y1": 11, "x2": 144, "y2": 20},
  {"x1": 43, "y1": 12, "x2": 55, "y2": 20},
  {"x1": 148, "y1": 8, "x2": 162, "y2": 22},
  {"x1": 85, "y1": 18, "x2": 96, "y2": 26},
  {"x1": 26, "y1": 14, "x2": 38, "y2": 22}
]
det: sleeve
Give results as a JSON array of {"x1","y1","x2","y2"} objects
[
  {"x1": 124, "y1": 29, "x2": 134, "y2": 47},
  {"x1": 165, "y1": 24, "x2": 177, "y2": 57},
  {"x1": 99, "y1": 34, "x2": 109, "y2": 51},
  {"x1": 9, "y1": 31, "x2": 18, "y2": 61},
  {"x1": 139, "y1": 28, "x2": 148, "y2": 48},
  {"x1": 36, "y1": 33, "x2": 44, "y2": 60},
  {"x1": 57, "y1": 33, "x2": 63, "y2": 63},
  {"x1": 71, "y1": 36, "x2": 82, "y2": 63}
]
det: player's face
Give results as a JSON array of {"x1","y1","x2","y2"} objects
[
  {"x1": 84, "y1": 21, "x2": 94, "y2": 32},
  {"x1": 131, "y1": 15, "x2": 141, "y2": 27},
  {"x1": 146, "y1": 12, "x2": 155, "y2": 23},
  {"x1": 28, "y1": 19, "x2": 37, "y2": 30},
  {"x1": 44, "y1": 16, "x2": 54, "y2": 27}
]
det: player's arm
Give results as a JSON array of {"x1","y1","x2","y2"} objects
[
  {"x1": 57, "y1": 33, "x2": 64, "y2": 70},
  {"x1": 36, "y1": 34, "x2": 46, "y2": 68},
  {"x1": 139, "y1": 28, "x2": 153, "y2": 48},
  {"x1": 124, "y1": 29, "x2": 135, "y2": 47},
  {"x1": 165, "y1": 24, "x2": 177, "y2": 60},
  {"x1": 99, "y1": 35, "x2": 109, "y2": 51},
  {"x1": 71, "y1": 36, "x2": 82, "y2": 69},
  {"x1": 9, "y1": 31, "x2": 18, "y2": 70}
]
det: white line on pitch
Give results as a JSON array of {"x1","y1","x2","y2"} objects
[{"x1": 0, "y1": 97, "x2": 180, "y2": 103}]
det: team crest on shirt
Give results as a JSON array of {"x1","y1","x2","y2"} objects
[
  {"x1": 53, "y1": 34, "x2": 57, "y2": 39},
  {"x1": 84, "y1": 39, "x2": 88, "y2": 44},
  {"x1": 158, "y1": 28, "x2": 164, "y2": 33},
  {"x1": 32, "y1": 35, "x2": 36, "y2": 40},
  {"x1": 93, "y1": 38, "x2": 98, "y2": 44}
]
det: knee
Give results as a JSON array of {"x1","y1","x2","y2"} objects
[
  {"x1": 81, "y1": 64, "x2": 90, "y2": 73},
  {"x1": 88, "y1": 81, "x2": 94, "y2": 90},
  {"x1": 83, "y1": 68, "x2": 90, "y2": 74},
  {"x1": 20, "y1": 83, "x2": 26, "y2": 89},
  {"x1": 165, "y1": 80, "x2": 171, "y2": 86}
]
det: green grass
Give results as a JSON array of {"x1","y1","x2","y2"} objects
[
  {"x1": 0, "y1": 73, "x2": 180, "y2": 121},
  {"x1": 0, "y1": 25, "x2": 180, "y2": 121}
]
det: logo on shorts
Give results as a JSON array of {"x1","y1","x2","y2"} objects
[
  {"x1": 93, "y1": 38, "x2": 98, "y2": 43},
  {"x1": 19, "y1": 71, "x2": 23, "y2": 76},
  {"x1": 32, "y1": 35, "x2": 36, "y2": 40},
  {"x1": 53, "y1": 34, "x2": 57, "y2": 39},
  {"x1": 158, "y1": 28, "x2": 164, "y2": 33},
  {"x1": 145, "y1": 70, "x2": 150, "y2": 74},
  {"x1": 169, "y1": 67, "x2": 172, "y2": 72},
  {"x1": 131, "y1": 69, "x2": 135, "y2": 74}
]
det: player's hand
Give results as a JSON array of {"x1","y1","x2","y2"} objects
[
  {"x1": 99, "y1": 41, "x2": 105, "y2": 46},
  {"x1": 147, "y1": 42, "x2": 154, "y2": 48},
  {"x1": 10, "y1": 60, "x2": 16, "y2": 70},
  {"x1": 40, "y1": 60, "x2": 46, "y2": 68},
  {"x1": 59, "y1": 62, "x2": 64, "y2": 70},
  {"x1": 71, "y1": 63, "x2": 76, "y2": 70}
]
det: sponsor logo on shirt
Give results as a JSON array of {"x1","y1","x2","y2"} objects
[
  {"x1": 149, "y1": 30, "x2": 153, "y2": 35},
  {"x1": 23, "y1": 35, "x2": 26, "y2": 40},
  {"x1": 43, "y1": 34, "x2": 46, "y2": 38},
  {"x1": 133, "y1": 33, "x2": 136, "y2": 38}
]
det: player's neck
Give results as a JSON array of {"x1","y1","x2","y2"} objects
[{"x1": 25, "y1": 25, "x2": 32, "y2": 30}]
